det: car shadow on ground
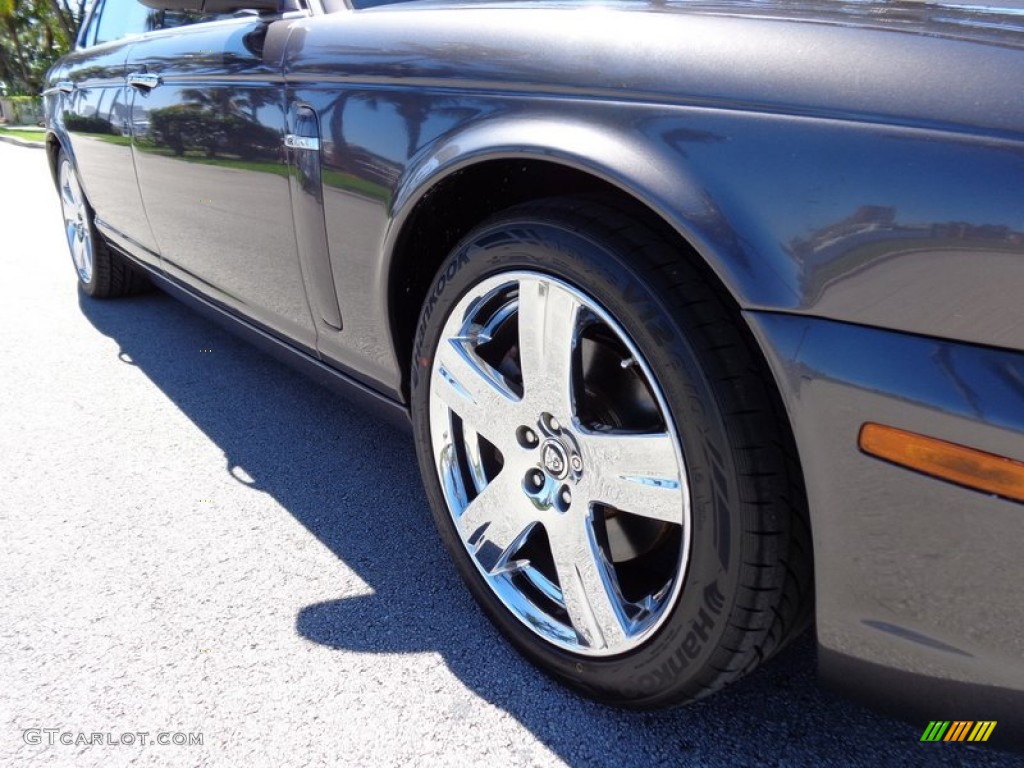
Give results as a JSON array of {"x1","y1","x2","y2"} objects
[{"x1": 79, "y1": 289, "x2": 1013, "y2": 767}]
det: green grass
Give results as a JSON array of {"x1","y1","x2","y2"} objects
[
  {"x1": 92, "y1": 133, "x2": 134, "y2": 146},
  {"x1": 322, "y1": 169, "x2": 390, "y2": 202},
  {"x1": 0, "y1": 127, "x2": 47, "y2": 143},
  {"x1": 138, "y1": 147, "x2": 294, "y2": 179},
  {"x1": 160, "y1": 154, "x2": 390, "y2": 200}
]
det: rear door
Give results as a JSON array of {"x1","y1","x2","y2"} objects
[
  {"x1": 57, "y1": 0, "x2": 161, "y2": 264},
  {"x1": 128, "y1": 16, "x2": 316, "y2": 349}
]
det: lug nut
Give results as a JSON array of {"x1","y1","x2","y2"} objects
[
  {"x1": 570, "y1": 456, "x2": 583, "y2": 473},
  {"x1": 526, "y1": 469, "x2": 545, "y2": 490},
  {"x1": 542, "y1": 413, "x2": 561, "y2": 432},
  {"x1": 560, "y1": 487, "x2": 572, "y2": 507},
  {"x1": 517, "y1": 426, "x2": 539, "y2": 449}
]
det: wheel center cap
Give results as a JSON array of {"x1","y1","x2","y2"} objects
[{"x1": 542, "y1": 440, "x2": 570, "y2": 480}]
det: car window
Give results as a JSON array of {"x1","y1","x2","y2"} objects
[
  {"x1": 91, "y1": 0, "x2": 160, "y2": 45},
  {"x1": 87, "y1": 0, "x2": 223, "y2": 47}
]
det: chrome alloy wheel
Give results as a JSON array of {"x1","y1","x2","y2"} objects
[
  {"x1": 428, "y1": 271, "x2": 691, "y2": 656},
  {"x1": 59, "y1": 158, "x2": 94, "y2": 284}
]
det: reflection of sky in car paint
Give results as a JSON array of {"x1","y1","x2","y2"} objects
[
  {"x1": 333, "y1": 96, "x2": 463, "y2": 165},
  {"x1": 344, "y1": 98, "x2": 408, "y2": 163},
  {"x1": 796, "y1": 318, "x2": 1024, "y2": 426},
  {"x1": 661, "y1": 117, "x2": 1023, "y2": 238}
]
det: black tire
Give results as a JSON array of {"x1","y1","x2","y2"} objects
[
  {"x1": 410, "y1": 197, "x2": 812, "y2": 707},
  {"x1": 56, "y1": 149, "x2": 150, "y2": 299}
]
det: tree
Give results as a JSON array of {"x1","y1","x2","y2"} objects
[{"x1": 0, "y1": 0, "x2": 81, "y2": 96}]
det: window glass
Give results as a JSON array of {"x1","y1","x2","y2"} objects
[
  {"x1": 340, "y1": 0, "x2": 406, "y2": 9},
  {"x1": 163, "y1": 10, "x2": 222, "y2": 30},
  {"x1": 89, "y1": 0, "x2": 222, "y2": 47},
  {"x1": 92, "y1": 0, "x2": 161, "y2": 45}
]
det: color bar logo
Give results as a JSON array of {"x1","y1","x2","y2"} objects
[{"x1": 920, "y1": 721, "x2": 996, "y2": 742}]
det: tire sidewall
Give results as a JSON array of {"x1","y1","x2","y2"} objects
[{"x1": 411, "y1": 212, "x2": 746, "y2": 706}]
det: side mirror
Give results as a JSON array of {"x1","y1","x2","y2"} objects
[{"x1": 139, "y1": 0, "x2": 282, "y2": 12}]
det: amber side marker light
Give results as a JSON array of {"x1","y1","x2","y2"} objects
[{"x1": 859, "y1": 423, "x2": 1024, "y2": 504}]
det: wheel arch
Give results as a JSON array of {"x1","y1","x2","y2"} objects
[
  {"x1": 382, "y1": 120, "x2": 792, "y2": 403},
  {"x1": 45, "y1": 130, "x2": 66, "y2": 188}
]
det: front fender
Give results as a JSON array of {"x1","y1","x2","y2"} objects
[{"x1": 382, "y1": 110, "x2": 799, "y2": 318}]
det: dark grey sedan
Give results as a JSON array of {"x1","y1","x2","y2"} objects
[{"x1": 43, "y1": 0, "x2": 1024, "y2": 748}]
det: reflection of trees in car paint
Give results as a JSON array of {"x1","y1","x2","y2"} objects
[
  {"x1": 320, "y1": 90, "x2": 480, "y2": 198},
  {"x1": 148, "y1": 87, "x2": 280, "y2": 160},
  {"x1": 791, "y1": 204, "x2": 1024, "y2": 299},
  {"x1": 64, "y1": 112, "x2": 114, "y2": 135}
]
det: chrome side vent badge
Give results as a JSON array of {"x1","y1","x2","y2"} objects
[{"x1": 284, "y1": 134, "x2": 320, "y2": 151}]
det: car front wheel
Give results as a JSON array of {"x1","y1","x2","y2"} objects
[{"x1": 410, "y1": 198, "x2": 812, "y2": 706}]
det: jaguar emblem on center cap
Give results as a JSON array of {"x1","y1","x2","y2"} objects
[{"x1": 542, "y1": 441, "x2": 569, "y2": 480}]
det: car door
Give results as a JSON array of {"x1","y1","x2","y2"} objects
[
  {"x1": 128, "y1": 15, "x2": 316, "y2": 349},
  {"x1": 55, "y1": 0, "x2": 161, "y2": 266}
]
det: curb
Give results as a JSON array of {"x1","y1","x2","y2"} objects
[{"x1": 0, "y1": 134, "x2": 45, "y2": 149}]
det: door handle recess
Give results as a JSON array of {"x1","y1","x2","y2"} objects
[
  {"x1": 57, "y1": 81, "x2": 75, "y2": 94},
  {"x1": 128, "y1": 72, "x2": 161, "y2": 90}
]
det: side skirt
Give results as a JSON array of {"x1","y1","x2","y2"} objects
[{"x1": 115, "y1": 251, "x2": 412, "y2": 434}]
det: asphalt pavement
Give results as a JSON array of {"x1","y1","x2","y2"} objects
[{"x1": 0, "y1": 141, "x2": 1016, "y2": 767}]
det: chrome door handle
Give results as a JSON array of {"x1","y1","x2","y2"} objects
[
  {"x1": 127, "y1": 72, "x2": 161, "y2": 90},
  {"x1": 57, "y1": 80, "x2": 75, "y2": 94}
]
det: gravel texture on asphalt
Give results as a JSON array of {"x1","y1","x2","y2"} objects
[{"x1": 0, "y1": 142, "x2": 1016, "y2": 767}]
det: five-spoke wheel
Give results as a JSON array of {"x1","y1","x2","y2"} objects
[
  {"x1": 429, "y1": 272, "x2": 690, "y2": 655},
  {"x1": 59, "y1": 156, "x2": 94, "y2": 285},
  {"x1": 412, "y1": 199, "x2": 812, "y2": 706}
]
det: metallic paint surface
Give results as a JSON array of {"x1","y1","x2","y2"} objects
[
  {"x1": 748, "y1": 311, "x2": 1024, "y2": 733},
  {"x1": 283, "y1": 2, "x2": 1024, "y2": 384},
  {"x1": 128, "y1": 17, "x2": 317, "y2": 348}
]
